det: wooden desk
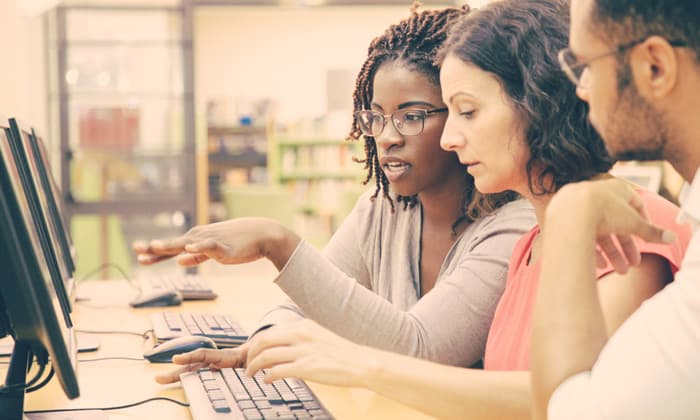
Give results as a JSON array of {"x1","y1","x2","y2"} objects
[{"x1": 2, "y1": 261, "x2": 435, "y2": 419}]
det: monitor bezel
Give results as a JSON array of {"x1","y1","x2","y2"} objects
[{"x1": 28, "y1": 127, "x2": 76, "y2": 295}]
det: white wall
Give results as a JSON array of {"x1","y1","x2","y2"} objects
[
  {"x1": 194, "y1": 4, "x2": 493, "y2": 128},
  {"x1": 0, "y1": 1, "x2": 46, "y2": 134}
]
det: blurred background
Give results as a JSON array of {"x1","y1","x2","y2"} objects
[{"x1": 1, "y1": 0, "x2": 680, "y2": 280}]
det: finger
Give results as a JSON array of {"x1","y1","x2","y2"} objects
[
  {"x1": 184, "y1": 239, "x2": 219, "y2": 254},
  {"x1": 595, "y1": 250, "x2": 608, "y2": 269},
  {"x1": 624, "y1": 193, "x2": 675, "y2": 244},
  {"x1": 132, "y1": 240, "x2": 149, "y2": 253},
  {"x1": 627, "y1": 191, "x2": 651, "y2": 221},
  {"x1": 171, "y1": 348, "x2": 236, "y2": 366},
  {"x1": 137, "y1": 253, "x2": 175, "y2": 265},
  {"x1": 247, "y1": 326, "x2": 305, "y2": 362},
  {"x1": 154, "y1": 361, "x2": 209, "y2": 384},
  {"x1": 597, "y1": 236, "x2": 629, "y2": 274},
  {"x1": 175, "y1": 252, "x2": 211, "y2": 267},
  {"x1": 246, "y1": 345, "x2": 303, "y2": 378},
  {"x1": 634, "y1": 221, "x2": 676, "y2": 244},
  {"x1": 615, "y1": 233, "x2": 641, "y2": 266},
  {"x1": 150, "y1": 237, "x2": 188, "y2": 255},
  {"x1": 186, "y1": 241, "x2": 240, "y2": 264},
  {"x1": 261, "y1": 362, "x2": 303, "y2": 384}
]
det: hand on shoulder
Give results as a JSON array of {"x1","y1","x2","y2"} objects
[{"x1": 545, "y1": 178, "x2": 676, "y2": 274}]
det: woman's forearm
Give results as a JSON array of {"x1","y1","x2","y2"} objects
[{"x1": 357, "y1": 346, "x2": 531, "y2": 420}]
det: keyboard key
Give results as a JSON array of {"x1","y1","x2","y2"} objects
[
  {"x1": 207, "y1": 390, "x2": 225, "y2": 401},
  {"x1": 212, "y1": 400, "x2": 231, "y2": 413},
  {"x1": 203, "y1": 380, "x2": 219, "y2": 391},
  {"x1": 242, "y1": 408, "x2": 263, "y2": 420},
  {"x1": 238, "y1": 400, "x2": 256, "y2": 410}
]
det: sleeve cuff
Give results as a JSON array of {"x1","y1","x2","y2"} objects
[
  {"x1": 248, "y1": 323, "x2": 275, "y2": 340},
  {"x1": 273, "y1": 239, "x2": 308, "y2": 288}
]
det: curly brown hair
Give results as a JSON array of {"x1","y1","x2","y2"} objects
[{"x1": 348, "y1": 2, "x2": 518, "y2": 226}]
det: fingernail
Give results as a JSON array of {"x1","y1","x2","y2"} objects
[{"x1": 662, "y1": 230, "x2": 676, "y2": 244}]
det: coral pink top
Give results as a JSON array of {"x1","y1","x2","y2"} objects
[{"x1": 484, "y1": 189, "x2": 692, "y2": 371}]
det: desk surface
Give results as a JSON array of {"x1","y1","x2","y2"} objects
[{"x1": 2, "y1": 261, "x2": 435, "y2": 419}]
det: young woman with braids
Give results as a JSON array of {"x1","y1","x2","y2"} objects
[
  {"x1": 226, "y1": 1, "x2": 690, "y2": 419},
  {"x1": 136, "y1": 3, "x2": 535, "y2": 384}
]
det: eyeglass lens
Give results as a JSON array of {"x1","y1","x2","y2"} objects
[{"x1": 358, "y1": 109, "x2": 426, "y2": 137}]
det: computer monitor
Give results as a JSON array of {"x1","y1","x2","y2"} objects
[
  {"x1": 0, "y1": 125, "x2": 79, "y2": 416},
  {"x1": 28, "y1": 128, "x2": 75, "y2": 273},
  {"x1": 7, "y1": 118, "x2": 73, "y2": 314}
]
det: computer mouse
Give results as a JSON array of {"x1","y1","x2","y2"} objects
[
  {"x1": 143, "y1": 335, "x2": 218, "y2": 363},
  {"x1": 128, "y1": 290, "x2": 183, "y2": 308}
]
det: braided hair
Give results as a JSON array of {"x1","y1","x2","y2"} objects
[{"x1": 348, "y1": 2, "x2": 518, "y2": 225}]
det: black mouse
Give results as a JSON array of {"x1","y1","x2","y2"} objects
[
  {"x1": 129, "y1": 290, "x2": 182, "y2": 308},
  {"x1": 143, "y1": 335, "x2": 218, "y2": 363}
]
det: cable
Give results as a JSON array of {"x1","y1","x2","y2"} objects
[
  {"x1": 74, "y1": 301, "x2": 132, "y2": 310},
  {"x1": 77, "y1": 262, "x2": 138, "y2": 290},
  {"x1": 24, "y1": 397, "x2": 190, "y2": 414},
  {"x1": 78, "y1": 357, "x2": 145, "y2": 362},
  {"x1": 76, "y1": 329, "x2": 153, "y2": 340},
  {"x1": 26, "y1": 366, "x2": 55, "y2": 393},
  {"x1": 0, "y1": 357, "x2": 146, "y2": 364}
]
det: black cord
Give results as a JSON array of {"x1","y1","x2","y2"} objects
[
  {"x1": 77, "y1": 262, "x2": 138, "y2": 290},
  {"x1": 24, "y1": 397, "x2": 190, "y2": 414},
  {"x1": 1, "y1": 357, "x2": 146, "y2": 364},
  {"x1": 78, "y1": 357, "x2": 145, "y2": 362},
  {"x1": 76, "y1": 329, "x2": 153, "y2": 340},
  {"x1": 26, "y1": 366, "x2": 55, "y2": 393},
  {"x1": 75, "y1": 301, "x2": 131, "y2": 310}
]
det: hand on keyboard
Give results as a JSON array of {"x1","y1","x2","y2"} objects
[
  {"x1": 155, "y1": 342, "x2": 250, "y2": 385},
  {"x1": 133, "y1": 217, "x2": 300, "y2": 270},
  {"x1": 245, "y1": 319, "x2": 372, "y2": 388}
]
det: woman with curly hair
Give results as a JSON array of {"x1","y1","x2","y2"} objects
[{"x1": 139, "y1": 3, "x2": 535, "y2": 384}]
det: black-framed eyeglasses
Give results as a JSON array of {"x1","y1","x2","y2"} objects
[
  {"x1": 558, "y1": 37, "x2": 687, "y2": 88},
  {"x1": 354, "y1": 108, "x2": 447, "y2": 137}
]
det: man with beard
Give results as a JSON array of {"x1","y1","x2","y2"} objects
[{"x1": 531, "y1": 0, "x2": 700, "y2": 419}]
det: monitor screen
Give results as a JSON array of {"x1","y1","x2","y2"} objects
[
  {"x1": 0, "y1": 125, "x2": 79, "y2": 414},
  {"x1": 7, "y1": 119, "x2": 73, "y2": 315},
  {"x1": 29, "y1": 128, "x2": 75, "y2": 275}
]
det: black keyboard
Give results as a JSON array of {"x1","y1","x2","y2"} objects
[
  {"x1": 182, "y1": 367, "x2": 334, "y2": 420},
  {"x1": 148, "y1": 272, "x2": 218, "y2": 300},
  {"x1": 151, "y1": 312, "x2": 248, "y2": 347}
]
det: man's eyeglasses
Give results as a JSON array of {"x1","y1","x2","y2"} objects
[
  {"x1": 354, "y1": 108, "x2": 447, "y2": 137},
  {"x1": 558, "y1": 37, "x2": 687, "y2": 88}
]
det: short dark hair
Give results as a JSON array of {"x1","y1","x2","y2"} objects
[
  {"x1": 349, "y1": 2, "x2": 517, "y2": 224},
  {"x1": 592, "y1": 0, "x2": 700, "y2": 61},
  {"x1": 438, "y1": 0, "x2": 614, "y2": 195}
]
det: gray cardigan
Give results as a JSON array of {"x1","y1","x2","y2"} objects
[{"x1": 259, "y1": 190, "x2": 536, "y2": 367}]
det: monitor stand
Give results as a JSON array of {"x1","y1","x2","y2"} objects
[
  {"x1": 0, "y1": 341, "x2": 107, "y2": 420},
  {"x1": 0, "y1": 340, "x2": 30, "y2": 419}
]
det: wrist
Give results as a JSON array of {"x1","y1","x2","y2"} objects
[
  {"x1": 258, "y1": 219, "x2": 301, "y2": 271},
  {"x1": 354, "y1": 345, "x2": 386, "y2": 389}
]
